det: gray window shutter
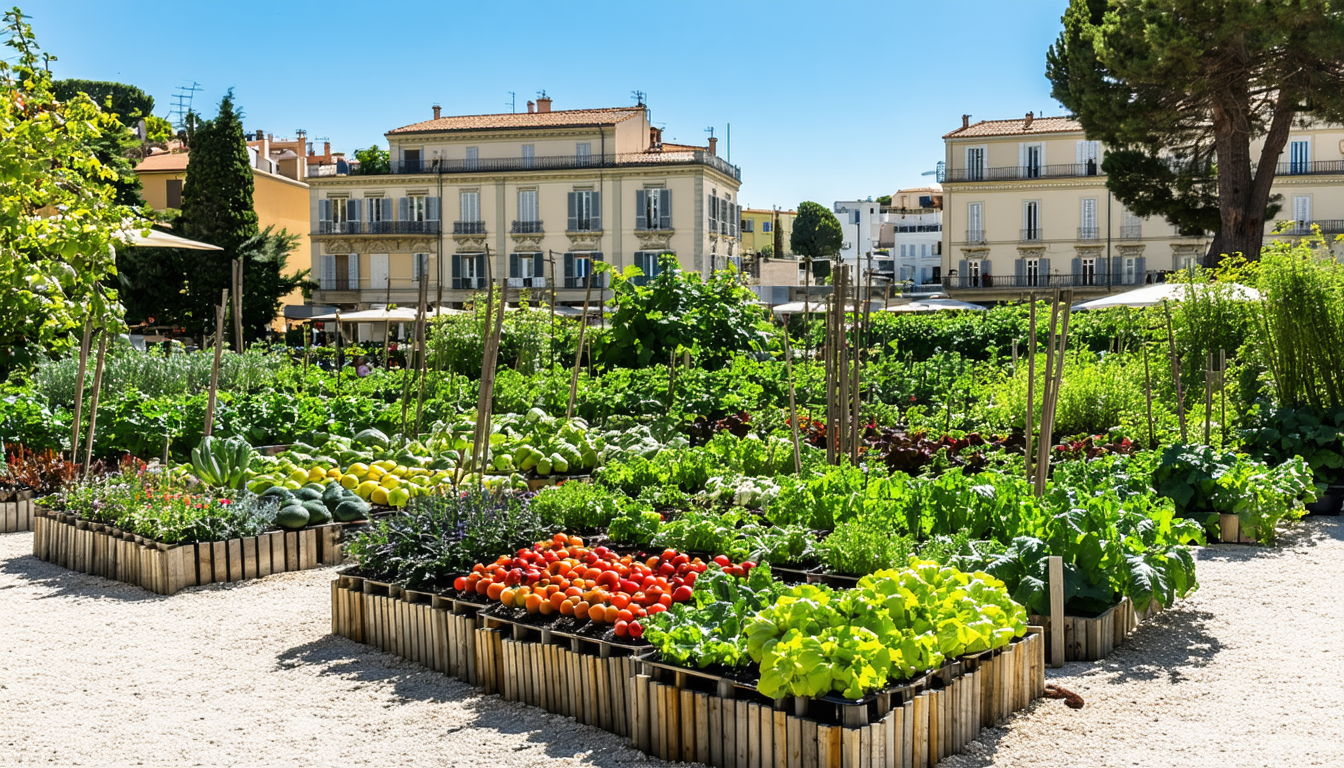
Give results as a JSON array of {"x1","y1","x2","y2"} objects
[
  {"x1": 347, "y1": 254, "x2": 359, "y2": 290},
  {"x1": 451, "y1": 254, "x2": 462, "y2": 289},
  {"x1": 1097, "y1": 256, "x2": 1109, "y2": 277},
  {"x1": 319, "y1": 199, "x2": 331, "y2": 222},
  {"x1": 1039, "y1": 257, "x2": 1051, "y2": 277},
  {"x1": 346, "y1": 199, "x2": 359, "y2": 223},
  {"x1": 567, "y1": 193, "x2": 578, "y2": 231},
  {"x1": 593, "y1": 252, "x2": 605, "y2": 287},
  {"x1": 591, "y1": 191, "x2": 601, "y2": 231},
  {"x1": 533, "y1": 253, "x2": 544, "y2": 279},
  {"x1": 564, "y1": 252, "x2": 575, "y2": 280},
  {"x1": 981, "y1": 259, "x2": 991, "y2": 276},
  {"x1": 398, "y1": 197, "x2": 409, "y2": 222},
  {"x1": 477, "y1": 255, "x2": 487, "y2": 284},
  {"x1": 958, "y1": 259, "x2": 968, "y2": 278},
  {"x1": 660, "y1": 189, "x2": 672, "y2": 230},
  {"x1": 635, "y1": 189, "x2": 647, "y2": 230},
  {"x1": 510, "y1": 253, "x2": 520, "y2": 278},
  {"x1": 427, "y1": 196, "x2": 440, "y2": 222},
  {"x1": 1135, "y1": 256, "x2": 1146, "y2": 281},
  {"x1": 321, "y1": 254, "x2": 336, "y2": 289},
  {"x1": 1015, "y1": 258, "x2": 1025, "y2": 284},
  {"x1": 1071, "y1": 257, "x2": 1081, "y2": 280}
]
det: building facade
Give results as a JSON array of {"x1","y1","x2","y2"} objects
[
  {"x1": 939, "y1": 113, "x2": 1344, "y2": 300},
  {"x1": 835, "y1": 193, "x2": 943, "y2": 289},
  {"x1": 739, "y1": 207, "x2": 795, "y2": 257},
  {"x1": 306, "y1": 97, "x2": 742, "y2": 314}
]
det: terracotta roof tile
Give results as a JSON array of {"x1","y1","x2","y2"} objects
[
  {"x1": 388, "y1": 107, "x2": 645, "y2": 135},
  {"x1": 943, "y1": 115, "x2": 1082, "y2": 139},
  {"x1": 660, "y1": 142, "x2": 708, "y2": 152},
  {"x1": 135, "y1": 153, "x2": 190, "y2": 172}
]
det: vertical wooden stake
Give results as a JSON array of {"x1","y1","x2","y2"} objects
[
  {"x1": 1163, "y1": 299, "x2": 1187, "y2": 442},
  {"x1": 203, "y1": 290, "x2": 228, "y2": 437},
  {"x1": 83, "y1": 331, "x2": 109, "y2": 477},
  {"x1": 1143, "y1": 341, "x2": 1156, "y2": 449},
  {"x1": 70, "y1": 316, "x2": 93, "y2": 463},
  {"x1": 567, "y1": 267, "x2": 594, "y2": 420},
  {"x1": 783, "y1": 327, "x2": 803, "y2": 474},
  {"x1": 1024, "y1": 296, "x2": 1036, "y2": 486},
  {"x1": 1048, "y1": 555, "x2": 1064, "y2": 668},
  {"x1": 232, "y1": 258, "x2": 244, "y2": 353}
]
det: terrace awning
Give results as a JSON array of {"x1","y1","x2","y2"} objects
[
  {"x1": 123, "y1": 228, "x2": 224, "y2": 251},
  {"x1": 307, "y1": 307, "x2": 420, "y2": 322},
  {"x1": 884, "y1": 298, "x2": 989, "y2": 313},
  {"x1": 771, "y1": 300, "x2": 884, "y2": 316},
  {"x1": 1071, "y1": 282, "x2": 1261, "y2": 311}
]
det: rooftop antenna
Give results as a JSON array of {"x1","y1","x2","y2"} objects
[
  {"x1": 537, "y1": 89, "x2": 548, "y2": 99},
  {"x1": 631, "y1": 90, "x2": 646, "y2": 106},
  {"x1": 704, "y1": 126, "x2": 715, "y2": 139},
  {"x1": 506, "y1": 91, "x2": 516, "y2": 113},
  {"x1": 169, "y1": 81, "x2": 202, "y2": 130}
]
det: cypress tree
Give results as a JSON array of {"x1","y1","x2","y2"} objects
[{"x1": 178, "y1": 90, "x2": 258, "y2": 253}]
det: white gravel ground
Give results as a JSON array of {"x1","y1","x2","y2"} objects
[{"x1": 1, "y1": 517, "x2": 1341, "y2": 768}]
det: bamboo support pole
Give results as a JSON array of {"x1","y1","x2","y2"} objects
[
  {"x1": 567, "y1": 270, "x2": 595, "y2": 420},
  {"x1": 1163, "y1": 299, "x2": 1187, "y2": 442},
  {"x1": 1024, "y1": 297, "x2": 1036, "y2": 486},
  {"x1": 70, "y1": 317, "x2": 92, "y2": 462},
  {"x1": 1143, "y1": 341, "x2": 1156, "y2": 449},
  {"x1": 232, "y1": 258, "x2": 244, "y2": 353},
  {"x1": 412, "y1": 275, "x2": 433, "y2": 438},
  {"x1": 783, "y1": 328, "x2": 803, "y2": 475},
  {"x1": 204, "y1": 290, "x2": 228, "y2": 437},
  {"x1": 83, "y1": 332, "x2": 109, "y2": 477}
]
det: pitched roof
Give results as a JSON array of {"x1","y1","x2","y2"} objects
[
  {"x1": 660, "y1": 142, "x2": 708, "y2": 152},
  {"x1": 135, "y1": 152, "x2": 190, "y2": 172},
  {"x1": 943, "y1": 115, "x2": 1082, "y2": 139},
  {"x1": 388, "y1": 106, "x2": 645, "y2": 135}
]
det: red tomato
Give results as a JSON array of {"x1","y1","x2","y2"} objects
[
  {"x1": 672, "y1": 585, "x2": 693, "y2": 602},
  {"x1": 647, "y1": 604, "x2": 667, "y2": 616},
  {"x1": 629, "y1": 621, "x2": 644, "y2": 638},
  {"x1": 713, "y1": 555, "x2": 731, "y2": 567},
  {"x1": 684, "y1": 571, "x2": 698, "y2": 586},
  {"x1": 741, "y1": 561, "x2": 756, "y2": 572},
  {"x1": 672, "y1": 554, "x2": 689, "y2": 567},
  {"x1": 453, "y1": 576, "x2": 467, "y2": 591},
  {"x1": 613, "y1": 620, "x2": 629, "y2": 638},
  {"x1": 659, "y1": 593, "x2": 673, "y2": 607}
]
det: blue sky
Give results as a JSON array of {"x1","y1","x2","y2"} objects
[{"x1": 22, "y1": 0, "x2": 1071, "y2": 209}]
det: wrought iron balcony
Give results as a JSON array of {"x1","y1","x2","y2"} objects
[
  {"x1": 944, "y1": 273, "x2": 1111, "y2": 290},
  {"x1": 1120, "y1": 224, "x2": 1142, "y2": 240},
  {"x1": 452, "y1": 276, "x2": 489, "y2": 290},
  {"x1": 315, "y1": 221, "x2": 440, "y2": 235},
  {"x1": 563, "y1": 273, "x2": 606, "y2": 289},
  {"x1": 1020, "y1": 228, "x2": 1043, "y2": 242},
  {"x1": 507, "y1": 276, "x2": 548, "y2": 288},
  {"x1": 965, "y1": 229, "x2": 986, "y2": 245},
  {"x1": 944, "y1": 161, "x2": 1103, "y2": 182},
  {"x1": 1276, "y1": 219, "x2": 1344, "y2": 235},
  {"x1": 1077, "y1": 226, "x2": 1100, "y2": 241},
  {"x1": 511, "y1": 220, "x2": 544, "y2": 234},
  {"x1": 453, "y1": 221, "x2": 486, "y2": 235},
  {"x1": 1276, "y1": 160, "x2": 1344, "y2": 176}
]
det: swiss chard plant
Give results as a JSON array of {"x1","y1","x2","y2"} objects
[{"x1": 1153, "y1": 443, "x2": 1312, "y2": 544}]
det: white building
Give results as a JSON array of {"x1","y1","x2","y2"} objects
[{"x1": 836, "y1": 185, "x2": 943, "y2": 289}]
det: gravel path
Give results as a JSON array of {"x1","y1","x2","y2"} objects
[{"x1": 1, "y1": 517, "x2": 1341, "y2": 767}]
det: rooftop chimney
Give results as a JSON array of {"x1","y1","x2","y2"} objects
[
  {"x1": 323, "y1": 141, "x2": 331, "y2": 157},
  {"x1": 527, "y1": 100, "x2": 535, "y2": 114},
  {"x1": 432, "y1": 104, "x2": 442, "y2": 120},
  {"x1": 708, "y1": 136, "x2": 717, "y2": 156},
  {"x1": 1024, "y1": 111, "x2": 1034, "y2": 129},
  {"x1": 536, "y1": 95, "x2": 552, "y2": 113},
  {"x1": 255, "y1": 129, "x2": 264, "y2": 140},
  {"x1": 961, "y1": 114, "x2": 970, "y2": 130}
]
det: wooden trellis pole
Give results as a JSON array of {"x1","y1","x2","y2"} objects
[
  {"x1": 203, "y1": 290, "x2": 228, "y2": 437},
  {"x1": 566, "y1": 267, "x2": 595, "y2": 420},
  {"x1": 1162, "y1": 299, "x2": 1187, "y2": 442},
  {"x1": 82, "y1": 330, "x2": 108, "y2": 477},
  {"x1": 782, "y1": 328, "x2": 803, "y2": 474},
  {"x1": 70, "y1": 317, "x2": 92, "y2": 463},
  {"x1": 1024, "y1": 297, "x2": 1037, "y2": 486},
  {"x1": 232, "y1": 258, "x2": 244, "y2": 353}
]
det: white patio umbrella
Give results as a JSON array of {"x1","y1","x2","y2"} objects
[
  {"x1": 307, "y1": 307, "x2": 419, "y2": 322},
  {"x1": 1071, "y1": 282, "x2": 1261, "y2": 311},
  {"x1": 772, "y1": 299, "x2": 884, "y2": 316},
  {"x1": 123, "y1": 228, "x2": 223, "y2": 250},
  {"x1": 885, "y1": 298, "x2": 989, "y2": 313}
]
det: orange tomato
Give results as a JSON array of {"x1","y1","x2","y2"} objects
[
  {"x1": 559, "y1": 599, "x2": 575, "y2": 616},
  {"x1": 524, "y1": 593, "x2": 544, "y2": 613},
  {"x1": 573, "y1": 601, "x2": 590, "y2": 620},
  {"x1": 548, "y1": 592, "x2": 567, "y2": 612},
  {"x1": 486, "y1": 582, "x2": 506, "y2": 601},
  {"x1": 616, "y1": 609, "x2": 634, "y2": 623},
  {"x1": 499, "y1": 588, "x2": 516, "y2": 608},
  {"x1": 476, "y1": 579, "x2": 492, "y2": 596},
  {"x1": 568, "y1": 536, "x2": 584, "y2": 547},
  {"x1": 538, "y1": 599, "x2": 555, "y2": 616},
  {"x1": 564, "y1": 586, "x2": 583, "y2": 598},
  {"x1": 659, "y1": 593, "x2": 673, "y2": 608},
  {"x1": 588, "y1": 604, "x2": 606, "y2": 623},
  {"x1": 608, "y1": 593, "x2": 631, "y2": 610},
  {"x1": 472, "y1": 563, "x2": 485, "y2": 573}
]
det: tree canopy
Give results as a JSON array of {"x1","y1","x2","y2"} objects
[
  {"x1": 790, "y1": 201, "x2": 842, "y2": 264},
  {"x1": 0, "y1": 9, "x2": 146, "y2": 375},
  {"x1": 1046, "y1": 0, "x2": 1344, "y2": 263}
]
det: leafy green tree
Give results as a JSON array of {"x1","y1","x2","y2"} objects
[
  {"x1": 144, "y1": 115, "x2": 174, "y2": 144},
  {"x1": 0, "y1": 9, "x2": 146, "y2": 375},
  {"x1": 54, "y1": 78, "x2": 152, "y2": 207},
  {"x1": 354, "y1": 144, "x2": 390, "y2": 174},
  {"x1": 600, "y1": 255, "x2": 769, "y2": 370},
  {"x1": 758, "y1": 244, "x2": 774, "y2": 258},
  {"x1": 1046, "y1": 0, "x2": 1344, "y2": 263},
  {"x1": 52, "y1": 79, "x2": 153, "y2": 123},
  {"x1": 790, "y1": 201, "x2": 842, "y2": 279}
]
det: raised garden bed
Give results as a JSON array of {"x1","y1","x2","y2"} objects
[
  {"x1": 0, "y1": 492, "x2": 38, "y2": 533},
  {"x1": 33, "y1": 506, "x2": 344, "y2": 595},
  {"x1": 1032, "y1": 596, "x2": 1163, "y2": 664},
  {"x1": 329, "y1": 571, "x2": 1044, "y2": 767}
]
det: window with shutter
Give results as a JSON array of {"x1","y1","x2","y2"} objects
[
  {"x1": 413, "y1": 253, "x2": 429, "y2": 284},
  {"x1": 567, "y1": 192, "x2": 578, "y2": 231},
  {"x1": 967, "y1": 203, "x2": 984, "y2": 242},
  {"x1": 320, "y1": 254, "x2": 336, "y2": 290},
  {"x1": 347, "y1": 254, "x2": 360, "y2": 290},
  {"x1": 1080, "y1": 198, "x2": 1098, "y2": 240},
  {"x1": 371, "y1": 254, "x2": 389, "y2": 290},
  {"x1": 659, "y1": 189, "x2": 672, "y2": 230},
  {"x1": 590, "y1": 191, "x2": 601, "y2": 231},
  {"x1": 451, "y1": 254, "x2": 462, "y2": 289},
  {"x1": 576, "y1": 142, "x2": 592, "y2": 166},
  {"x1": 1293, "y1": 195, "x2": 1311, "y2": 226},
  {"x1": 521, "y1": 144, "x2": 534, "y2": 168},
  {"x1": 965, "y1": 146, "x2": 986, "y2": 180},
  {"x1": 635, "y1": 189, "x2": 647, "y2": 230},
  {"x1": 518, "y1": 190, "x2": 538, "y2": 223},
  {"x1": 465, "y1": 146, "x2": 479, "y2": 170},
  {"x1": 708, "y1": 193, "x2": 718, "y2": 233}
]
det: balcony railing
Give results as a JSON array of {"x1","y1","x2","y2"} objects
[
  {"x1": 453, "y1": 221, "x2": 486, "y2": 235},
  {"x1": 511, "y1": 220, "x2": 544, "y2": 234},
  {"x1": 943, "y1": 273, "x2": 1116, "y2": 290},
  {"x1": 308, "y1": 150, "x2": 742, "y2": 181},
  {"x1": 507, "y1": 276, "x2": 548, "y2": 288},
  {"x1": 315, "y1": 220, "x2": 440, "y2": 235},
  {"x1": 893, "y1": 224, "x2": 942, "y2": 233},
  {"x1": 1020, "y1": 228, "x2": 1042, "y2": 242},
  {"x1": 563, "y1": 273, "x2": 607, "y2": 289},
  {"x1": 1077, "y1": 226, "x2": 1100, "y2": 241},
  {"x1": 1120, "y1": 224, "x2": 1142, "y2": 240},
  {"x1": 1276, "y1": 219, "x2": 1344, "y2": 235},
  {"x1": 452, "y1": 276, "x2": 489, "y2": 290},
  {"x1": 965, "y1": 229, "x2": 986, "y2": 244},
  {"x1": 944, "y1": 161, "x2": 1103, "y2": 182},
  {"x1": 1276, "y1": 160, "x2": 1344, "y2": 176}
]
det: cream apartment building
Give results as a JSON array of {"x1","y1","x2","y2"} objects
[
  {"x1": 306, "y1": 97, "x2": 742, "y2": 314},
  {"x1": 940, "y1": 113, "x2": 1344, "y2": 300}
]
